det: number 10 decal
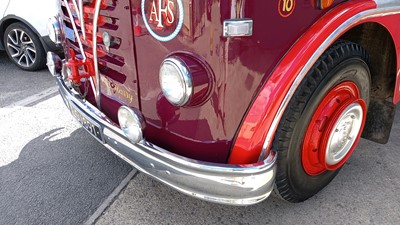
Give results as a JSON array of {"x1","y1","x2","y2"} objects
[{"x1": 279, "y1": 0, "x2": 296, "y2": 18}]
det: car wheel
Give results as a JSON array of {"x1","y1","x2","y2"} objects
[
  {"x1": 273, "y1": 40, "x2": 371, "y2": 202},
  {"x1": 3, "y1": 22, "x2": 46, "y2": 71}
]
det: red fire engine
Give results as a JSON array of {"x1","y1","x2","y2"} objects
[{"x1": 46, "y1": 0, "x2": 400, "y2": 204}]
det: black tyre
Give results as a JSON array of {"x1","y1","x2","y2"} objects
[
  {"x1": 3, "y1": 22, "x2": 46, "y2": 71},
  {"x1": 273, "y1": 41, "x2": 371, "y2": 202}
]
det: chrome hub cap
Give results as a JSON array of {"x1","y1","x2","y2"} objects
[
  {"x1": 302, "y1": 82, "x2": 367, "y2": 176},
  {"x1": 325, "y1": 103, "x2": 363, "y2": 166},
  {"x1": 6, "y1": 29, "x2": 37, "y2": 67}
]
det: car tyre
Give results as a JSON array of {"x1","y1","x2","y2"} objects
[
  {"x1": 273, "y1": 40, "x2": 371, "y2": 202},
  {"x1": 3, "y1": 22, "x2": 46, "y2": 71}
]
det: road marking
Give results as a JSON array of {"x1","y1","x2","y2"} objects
[
  {"x1": 3, "y1": 86, "x2": 59, "y2": 108},
  {"x1": 84, "y1": 169, "x2": 138, "y2": 225},
  {"x1": 0, "y1": 86, "x2": 59, "y2": 117}
]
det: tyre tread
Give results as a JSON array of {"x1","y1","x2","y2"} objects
[{"x1": 273, "y1": 40, "x2": 370, "y2": 202}]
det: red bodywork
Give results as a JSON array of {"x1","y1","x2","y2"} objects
[
  {"x1": 230, "y1": 0, "x2": 400, "y2": 164},
  {"x1": 60, "y1": 0, "x2": 400, "y2": 164}
]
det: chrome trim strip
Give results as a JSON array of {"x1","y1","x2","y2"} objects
[
  {"x1": 55, "y1": 76, "x2": 277, "y2": 205},
  {"x1": 375, "y1": 0, "x2": 400, "y2": 8},
  {"x1": 258, "y1": 6, "x2": 400, "y2": 161},
  {"x1": 63, "y1": 0, "x2": 85, "y2": 59},
  {"x1": 92, "y1": 0, "x2": 102, "y2": 109},
  {"x1": 78, "y1": 0, "x2": 86, "y2": 40},
  {"x1": 71, "y1": 0, "x2": 80, "y2": 21}
]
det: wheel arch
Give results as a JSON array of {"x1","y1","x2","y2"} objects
[
  {"x1": 340, "y1": 22, "x2": 397, "y2": 144},
  {"x1": 228, "y1": 1, "x2": 400, "y2": 164},
  {"x1": 0, "y1": 15, "x2": 47, "y2": 51}
]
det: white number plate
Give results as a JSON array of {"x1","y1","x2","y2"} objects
[{"x1": 70, "y1": 102, "x2": 103, "y2": 142}]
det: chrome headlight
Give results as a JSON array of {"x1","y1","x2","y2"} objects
[
  {"x1": 159, "y1": 57, "x2": 193, "y2": 106},
  {"x1": 118, "y1": 106, "x2": 145, "y2": 144},
  {"x1": 47, "y1": 17, "x2": 62, "y2": 44}
]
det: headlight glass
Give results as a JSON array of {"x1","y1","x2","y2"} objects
[
  {"x1": 118, "y1": 106, "x2": 144, "y2": 143},
  {"x1": 159, "y1": 58, "x2": 192, "y2": 106}
]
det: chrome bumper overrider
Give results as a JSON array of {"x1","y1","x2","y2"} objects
[{"x1": 55, "y1": 76, "x2": 277, "y2": 206}]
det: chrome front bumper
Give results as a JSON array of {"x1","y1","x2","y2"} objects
[{"x1": 55, "y1": 77, "x2": 277, "y2": 206}]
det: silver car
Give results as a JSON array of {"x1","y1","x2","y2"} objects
[{"x1": 0, "y1": 0, "x2": 61, "y2": 71}]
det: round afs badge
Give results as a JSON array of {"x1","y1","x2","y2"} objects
[{"x1": 141, "y1": 0, "x2": 184, "y2": 42}]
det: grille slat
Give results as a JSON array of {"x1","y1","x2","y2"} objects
[
  {"x1": 61, "y1": 0, "x2": 139, "y2": 110},
  {"x1": 61, "y1": 0, "x2": 126, "y2": 79}
]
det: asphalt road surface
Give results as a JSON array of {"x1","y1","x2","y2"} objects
[
  {"x1": 98, "y1": 108, "x2": 400, "y2": 225},
  {"x1": 1, "y1": 51, "x2": 400, "y2": 225},
  {"x1": 0, "y1": 52, "x2": 132, "y2": 225}
]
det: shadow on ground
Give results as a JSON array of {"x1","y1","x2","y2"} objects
[{"x1": 0, "y1": 128, "x2": 131, "y2": 225}]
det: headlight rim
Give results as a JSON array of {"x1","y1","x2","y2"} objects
[
  {"x1": 159, "y1": 57, "x2": 193, "y2": 107},
  {"x1": 118, "y1": 106, "x2": 145, "y2": 144}
]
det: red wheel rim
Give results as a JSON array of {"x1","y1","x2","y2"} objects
[{"x1": 302, "y1": 82, "x2": 367, "y2": 176}]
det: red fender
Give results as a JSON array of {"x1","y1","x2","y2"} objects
[{"x1": 228, "y1": 0, "x2": 385, "y2": 164}]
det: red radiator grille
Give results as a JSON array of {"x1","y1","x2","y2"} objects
[{"x1": 61, "y1": 0, "x2": 127, "y2": 84}]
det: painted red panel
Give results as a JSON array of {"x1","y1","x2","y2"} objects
[
  {"x1": 228, "y1": 0, "x2": 377, "y2": 164},
  {"x1": 64, "y1": 0, "x2": 397, "y2": 164},
  {"x1": 130, "y1": 0, "x2": 345, "y2": 163},
  {"x1": 61, "y1": 0, "x2": 140, "y2": 116}
]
